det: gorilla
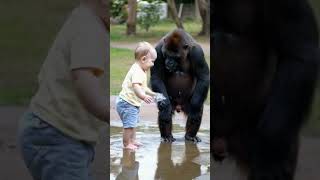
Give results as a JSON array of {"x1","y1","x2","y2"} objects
[
  {"x1": 151, "y1": 29, "x2": 210, "y2": 142},
  {"x1": 155, "y1": 142, "x2": 201, "y2": 179},
  {"x1": 212, "y1": 0, "x2": 319, "y2": 179}
]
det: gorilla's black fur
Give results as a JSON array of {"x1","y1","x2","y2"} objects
[
  {"x1": 212, "y1": 0, "x2": 319, "y2": 179},
  {"x1": 151, "y1": 29, "x2": 210, "y2": 142}
]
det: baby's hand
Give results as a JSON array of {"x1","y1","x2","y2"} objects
[{"x1": 143, "y1": 95, "x2": 153, "y2": 104}]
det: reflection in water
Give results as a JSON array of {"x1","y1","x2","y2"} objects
[
  {"x1": 116, "y1": 149, "x2": 139, "y2": 180},
  {"x1": 110, "y1": 125, "x2": 210, "y2": 180},
  {"x1": 155, "y1": 142, "x2": 201, "y2": 180}
]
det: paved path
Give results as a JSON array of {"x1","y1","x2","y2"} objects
[
  {"x1": 212, "y1": 136, "x2": 320, "y2": 180},
  {"x1": 1, "y1": 103, "x2": 319, "y2": 180},
  {"x1": 0, "y1": 106, "x2": 108, "y2": 180},
  {"x1": 111, "y1": 41, "x2": 211, "y2": 56},
  {"x1": 110, "y1": 96, "x2": 210, "y2": 129}
]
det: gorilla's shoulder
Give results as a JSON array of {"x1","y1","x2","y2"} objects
[{"x1": 190, "y1": 44, "x2": 205, "y2": 57}]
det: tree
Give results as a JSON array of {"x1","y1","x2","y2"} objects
[
  {"x1": 167, "y1": 0, "x2": 184, "y2": 29},
  {"x1": 110, "y1": 0, "x2": 128, "y2": 24},
  {"x1": 197, "y1": 0, "x2": 209, "y2": 36},
  {"x1": 126, "y1": 0, "x2": 137, "y2": 35},
  {"x1": 137, "y1": 1, "x2": 161, "y2": 32}
]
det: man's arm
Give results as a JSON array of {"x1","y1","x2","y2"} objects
[{"x1": 71, "y1": 68, "x2": 109, "y2": 124}]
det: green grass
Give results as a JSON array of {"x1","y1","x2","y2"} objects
[
  {"x1": 110, "y1": 47, "x2": 157, "y2": 95},
  {"x1": 0, "y1": 89, "x2": 36, "y2": 105},
  {"x1": 0, "y1": 2, "x2": 207, "y2": 105},
  {"x1": 110, "y1": 48, "x2": 134, "y2": 95},
  {"x1": 110, "y1": 47, "x2": 211, "y2": 104},
  {"x1": 0, "y1": 0, "x2": 319, "y2": 135},
  {"x1": 110, "y1": 20, "x2": 211, "y2": 100},
  {"x1": 111, "y1": 19, "x2": 209, "y2": 44},
  {"x1": 0, "y1": 0, "x2": 78, "y2": 105}
]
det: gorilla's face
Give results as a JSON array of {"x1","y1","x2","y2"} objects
[
  {"x1": 162, "y1": 32, "x2": 190, "y2": 73},
  {"x1": 162, "y1": 47, "x2": 179, "y2": 72}
]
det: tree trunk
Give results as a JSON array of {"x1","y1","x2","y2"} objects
[
  {"x1": 126, "y1": 0, "x2": 137, "y2": 35},
  {"x1": 167, "y1": 0, "x2": 184, "y2": 29},
  {"x1": 197, "y1": 0, "x2": 209, "y2": 36}
]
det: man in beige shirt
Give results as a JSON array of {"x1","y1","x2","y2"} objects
[{"x1": 18, "y1": 0, "x2": 109, "y2": 179}]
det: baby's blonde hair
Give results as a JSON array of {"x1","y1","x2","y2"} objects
[{"x1": 134, "y1": 41, "x2": 156, "y2": 60}]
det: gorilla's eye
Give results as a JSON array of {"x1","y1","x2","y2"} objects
[{"x1": 183, "y1": 44, "x2": 189, "y2": 50}]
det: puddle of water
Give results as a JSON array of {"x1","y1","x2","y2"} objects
[{"x1": 110, "y1": 122, "x2": 210, "y2": 180}]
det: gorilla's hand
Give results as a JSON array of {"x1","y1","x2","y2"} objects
[
  {"x1": 158, "y1": 99, "x2": 172, "y2": 121},
  {"x1": 154, "y1": 93, "x2": 166, "y2": 102},
  {"x1": 158, "y1": 97, "x2": 169, "y2": 110},
  {"x1": 165, "y1": 58, "x2": 178, "y2": 72}
]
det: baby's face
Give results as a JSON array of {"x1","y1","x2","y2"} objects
[{"x1": 142, "y1": 51, "x2": 157, "y2": 70}]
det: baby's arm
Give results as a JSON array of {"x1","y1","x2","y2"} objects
[
  {"x1": 145, "y1": 87, "x2": 157, "y2": 97},
  {"x1": 132, "y1": 83, "x2": 153, "y2": 104},
  {"x1": 145, "y1": 87, "x2": 166, "y2": 103},
  {"x1": 71, "y1": 68, "x2": 109, "y2": 123}
]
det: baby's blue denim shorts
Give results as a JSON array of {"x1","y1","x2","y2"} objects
[
  {"x1": 18, "y1": 111, "x2": 95, "y2": 180},
  {"x1": 116, "y1": 97, "x2": 140, "y2": 128}
]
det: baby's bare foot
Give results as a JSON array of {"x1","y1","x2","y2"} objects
[
  {"x1": 124, "y1": 143, "x2": 138, "y2": 150},
  {"x1": 133, "y1": 141, "x2": 143, "y2": 147}
]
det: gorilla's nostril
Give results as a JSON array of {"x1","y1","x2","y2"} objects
[{"x1": 176, "y1": 105, "x2": 182, "y2": 112}]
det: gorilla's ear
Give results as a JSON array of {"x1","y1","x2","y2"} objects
[{"x1": 164, "y1": 37, "x2": 167, "y2": 43}]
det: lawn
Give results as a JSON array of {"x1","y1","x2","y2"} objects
[
  {"x1": 0, "y1": 0, "x2": 319, "y2": 135},
  {"x1": 110, "y1": 19, "x2": 211, "y2": 104},
  {"x1": 110, "y1": 47, "x2": 211, "y2": 104},
  {"x1": 111, "y1": 19, "x2": 210, "y2": 44},
  {"x1": 110, "y1": 48, "x2": 133, "y2": 95},
  {"x1": 0, "y1": 0, "x2": 78, "y2": 105}
]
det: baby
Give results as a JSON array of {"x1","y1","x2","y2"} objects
[{"x1": 116, "y1": 41, "x2": 164, "y2": 150}]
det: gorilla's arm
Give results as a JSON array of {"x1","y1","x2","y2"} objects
[
  {"x1": 151, "y1": 42, "x2": 171, "y2": 111},
  {"x1": 257, "y1": 0, "x2": 319, "y2": 141},
  {"x1": 189, "y1": 45, "x2": 210, "y2": 113},
  {"x1": 151, "y1": 42, "x2": 167, "y2": 96}
]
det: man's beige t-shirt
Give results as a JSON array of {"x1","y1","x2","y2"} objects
[
  {"x1": 119, "y1": 63, "x2": 148, "y2": 107},
  {"x1": 30, "y1": 3, "x2": 108, "y2": 144}
]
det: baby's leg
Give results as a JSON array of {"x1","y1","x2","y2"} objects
[
  {"x1": 132, "y1": 128, "x2": 143, "y2": 147},
  {"x1": 123, "y1": 128, "x2": 133, "y2": 146},
  {"x1": 123, "y1": 128, "x2": 137, "y2": 150},
  {"x1": 131, "y1": 128, "x2": 136, "y2": 143}
]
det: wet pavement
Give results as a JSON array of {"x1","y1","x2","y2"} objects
[
  {"x1": 1, "y1": 104, "x2": 319, "y2": 180},
  {"x1": 212, "y1": 136, "x2": 320, "y2": 180},
  {"x1": 110, "y1": 96, "x2": 211, "y2": 180}
]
